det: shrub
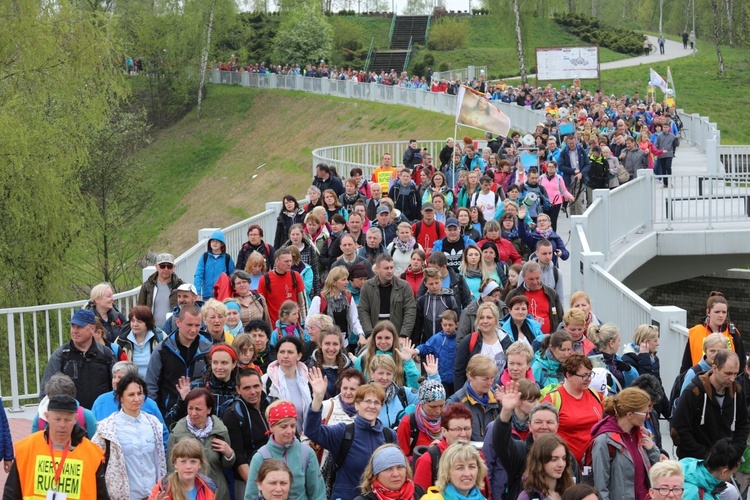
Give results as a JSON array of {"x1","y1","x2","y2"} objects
[
  {"x1": 422, "y1": 52, "x2": 435, "y2": 66},
  {"x1": 426, "y1": 17, "x2": 469, "y2": 51},
  {"x1": 438, "y1": 62, "x2": 449, "y2": 72},
  {"x1": 552, "y1": 12, "x2": 644, "y2": 56}
]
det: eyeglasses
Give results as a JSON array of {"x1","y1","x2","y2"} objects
[
  {"x1": 632, "y1": 411, "x2": 649, "y2": 416},
  {"x1": 447, "y1": 426, "x2": 472, "y2": 433},
  {"x1": 652, "y1": 487, "x2": 684, "y2": 496},
  {"x1": 360, "y1": 399, "x2": 382, "y2": 407},
  {"x1": 571, "y1": 372, "x2": 594, "y2": 381},
  {"x1": 158, "y1": 263, "x2": 174, "y2": 270}
]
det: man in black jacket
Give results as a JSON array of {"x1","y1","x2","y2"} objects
[
  {"x1": 313, "y1": 163, "x2": 345, "y2": 197},
  {"x1": 137, "y1": 252, "x2": 185, "y2": 325}
]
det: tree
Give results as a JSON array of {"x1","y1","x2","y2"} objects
[
  {"x1": 0, "y1": 0, "x2": 126, "y2": 306},
  {"x1": 272, "y1": 4, "x2": 334, "y2": 65},
  {"x1": 426, "y1": 17, "x2": 469, "y2": 51},
  {"x1": 404, "y1": 0, "x2": 431, "y2": 14},
  {"x1": 709, "y1": 0, "x2": 725, "y2": 75},
  {"x1": 76, "y1": 110, "x2": 152, "y2": 289},
  {"x1": 512, "y1": 0, "x2": 528, "y2": 84}
]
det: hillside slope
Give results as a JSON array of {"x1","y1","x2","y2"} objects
[{"x1": 140, "y1": 85, "x2": 457, "y2": 253}]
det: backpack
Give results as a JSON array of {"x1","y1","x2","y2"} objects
[
  {"x1": 587, "y1": 157, "x2": 609, "y2": 189},
  {"x1": 545, "y1": 386, "x2": 602, "y2": 412},
  {"x1": 203, "y1": 252, "x2": 231, "y2": 275},
  {"x1": 468, "y1": 329, "x2": 512, "y2": 354},
  {"x1": 471, "y1": 190, "x2": 500, "y2": 209},
  {"x1": 38, "y1": 405, "x2": 86, "y2": 432},
  {"x1": 406, "y1": 413, "x2": 420, "y2": 456},
  {"x1": 580, "y1": 433, "x2": 621, "y2": 485},
  {"x1": 413, "y1": 444, "x2": 441, "y2": 484},
  {"x1": 262, "y1": 270, "x2": 298, "y2": 293},
  {"x1": 413, "y1": 220, "x2": 443, "y2": 241},
  {"x1": 390, "y1": 242, "x2": 419, "y2": 257},
  {"x1": 258, "y1": 440, "x2": 311, "y2": 475},
  {"x1": 668, "y1": 364, "x2": 704, "y2": 414},
  {"x1": 324, "y1": 422, "x2": 394, "y2": 494}
]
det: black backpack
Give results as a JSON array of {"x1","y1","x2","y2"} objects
[
  {"x1": 202, "y1": 252, "x2": 231, "y2": 274},
  {"x1": 587, "y1": 157, "x2": 610, "y2": 189},
  {"x1": 324, "y1": 422, "x2": 394, "y2": 496},
  {"x1": 668, "y1": 364, "x2": 703, "y2": 415},
  {"x1": 262, "y1": 270, "x2": 298, "y2": 293}
]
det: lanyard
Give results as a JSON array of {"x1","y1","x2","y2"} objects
[{"x1": 47, "y1": 438, "x2": 71, "y2": 489}]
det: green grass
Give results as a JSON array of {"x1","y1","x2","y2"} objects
[
  {"x1": 536, "y1": 39, "x2": 750, "y2": 144},
  {"x1": 412, "y1": 15, "x2": 627, "y2": 79}
]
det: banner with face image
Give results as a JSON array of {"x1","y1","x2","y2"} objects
[{"x1": 455, "y1": 85, "x2": 511, "y2": 137}]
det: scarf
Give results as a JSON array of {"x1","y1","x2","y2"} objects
[
  {"x1": 415, "y1": 404, "x2": 442, "y2": 440},
  {"x1": 442, "y1": 483, "x2": 487, "y2": 500},
  {"x1": 501, "y1": 227, "x2": 518, "y2": 240},
  {"x1": 511, "y1": 411, "x2": 530, "y2": 434},
  {"x1": 276, "y1": 364, "x2": 312, "y2": 417},
  {"x1": 395, "y1": 237, "x2": 417, "y2": 254},
  {"x1": 535, "y1": 226, "x2": 553, "y2": 239},
  {"x1": 326, "y1": 291, "x2": 349, "y2": 315},
  {"x1": 226, "y1": 322, "x2": 243, "y2": 336},
  {"x1": 187, "y1": 416, "x2": 214, "y2": 442},
  {"x1": 384, "y1": 382, "x2": 399, "y2": 404},
  {"x1": 601, "y1": 351, "x2": 624, "y2": 386},
  {"x1": 464, "y1": 267, "x2": 483, "y2": 279},
  {"x1": 465, "y1": 383, "x2": 489, "y2": 408},
  {"x1": 371, "y1": 478, "x2": 416, "y2": 500},
  {"x1": 339, "y1": 396, "x2": 357, "y2": 418}
]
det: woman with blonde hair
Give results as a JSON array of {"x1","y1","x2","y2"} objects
[
  {"x1": 243, "y1": 251, "x2": 267, "y2": 291},
  {"x1": 148, "y1": 439, "x2": 213, "y2": 500},
  {"x1": 353, "y1": 444, "x2": 424, "y2": 500},
  {"x1": 231, "y1": 270, "x2": 270, "y2": 327},
  {"x1": 588, "y1": 323, "x2": 639, "y2": 393},
  {"x1": 623, "y1": 325, "x2": 667, "y2": 411},
  {"x1": 86, "y1": 282, "x2": 128, "y2": 341},
  {"x1": 518, "y1": 434, "x2": 574, "y2": 500},
  {"x1": 386, "y1": 222, "x2": 423, "y2": 276},
  {"x1": 307, "y1": 266, "x2": 364, "y2": 346},
  {"x1": 454, "y1": 301, "x2": 512, "y2": 389},
  {"x1": 570, "y1": 291, "x2": 601, "y2": 329},
  {"x1": 590, "y1": 387, "x2": 661, "y2": 500},
  {"x1": 201, "y1": 298, "x2": 234, "y2": 345},
  {"x1": 560, "y1": 308, "x2": 594, "y2": 355},
  {"x1": 353, "y1": 320, "x2": 420, "y2": 388},
  {"x1": 434, "y1": 441, "x2": 488, "y2": 500}
]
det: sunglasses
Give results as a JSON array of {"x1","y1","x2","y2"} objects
[{"x1": 158, "y1": 263, "x2": 174, "y2": 270}]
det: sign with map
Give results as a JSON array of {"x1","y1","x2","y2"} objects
[{"x1": 535, "y1": 46, "x2": 600, "y2": 81}]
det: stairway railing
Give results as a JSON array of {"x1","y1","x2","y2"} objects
[
  {"x1": 364, "y1": 37, "x2": 375, "y2": 73},
  {"x1": 424, "y1": 14, "x2": 432, "y2": 46},
  {"x1": 404, "y1": 36, "x2": 413, "y2": 73},
  {"x1": 389, "y1": 14, "x2": 396, "y2": 45}
]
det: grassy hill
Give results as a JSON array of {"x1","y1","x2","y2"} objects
[{"x1": 137, "y1": 85, "x2": 457, "y2": 253}]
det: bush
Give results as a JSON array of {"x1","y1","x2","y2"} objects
[
  {"x1": 422, "y1": 52, "x2": 435, "y2": 66},
  {"x1": 552, "y1": 12, "x2": 644, "y2": 56},
  {"x1": 438, "y1": 62, "x2": 449, "y2": 71},
  {"x1": 426, "y1": 17, "x2": 469, "y2": 51}
]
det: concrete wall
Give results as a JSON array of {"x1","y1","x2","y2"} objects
[{"x1": 638, "y1": 269, "x2": 750, "y2": 349}]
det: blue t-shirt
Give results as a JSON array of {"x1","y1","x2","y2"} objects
[{"x1": 187, "y1": 487, "x2": 198, "y2": 500}]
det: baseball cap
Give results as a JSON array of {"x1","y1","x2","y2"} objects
[
  {"x1": 445, "y1": 217, "x2": 459, "y2": 228},
  {"x1": 70, "y1": 309, "x2": 95, "y2": 327},
  {"x1": 421, "y1": 202, "x2": 435, "y2": 211},
  {"x1": 176, "y1": 283, "x2": 198, "y2": 295},
  {"x1": 377, "y1": 205, "x2": 390, "y2": 215},
  {"x1": 48, "y1": 394, "x2": 78, "y2": 413},
  {"x1": 156, "y1": 253, "x2": 175, "y2": 265}
]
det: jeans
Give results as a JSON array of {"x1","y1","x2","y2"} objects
[{"x1": 657, "y1": 157, "x2": 673, "y2": 186}]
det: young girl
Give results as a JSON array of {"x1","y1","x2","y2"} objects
[
  {"x1": 307, "y1": 326, "x2": 352, "y2": 399},
  {"x1": 531, "y1": 331, "x2": 573, "y2": 393},
  {"x1": 352, "y1": 320, "x2": 421, "y2": 389},
  {"x1": 518, "y1": 434, "x2": 574, "y2": 500},
  {"x1": 149, "y1": 439, "x2": 215, "y2": 500},
  {"x1": 460, "y1": 244, "x2": 486, "y2": 300},
  {"x1": 502, "y1": 264, "x2": 522, "y2": 301},
  {"x1": 269, "y1": 300, "x2": 308, "y2": 346},
  {"x1": 432, "y1": 194, "x2": 453, "y2": 223},
  {"x1": 222, "y1": 299, "x2": 244, "y2": 336},
  {"x1": 232, "y1": 333, "x2": 263, "y2": 374}
]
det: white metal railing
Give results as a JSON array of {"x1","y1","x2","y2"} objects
[
  {"x1": 676, "y1": 109, "x2": 721, "y2": 173},
  {"x1": 720, "y1": 145, "x2": 750, "y2": 174},
  {"x1": 0, "y1": 202, "x2": 282, "y2": 410},
  {"x1": 431, "y1": 65, "x2": 488, "y2": 83}
]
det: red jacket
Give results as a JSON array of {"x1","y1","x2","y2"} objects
[
  {"x1": 401, "y1": 267, "x2": 424, "y2": 298},
  {"x1": 477, "y1": 237, "x2": 522, "y2": 265}
]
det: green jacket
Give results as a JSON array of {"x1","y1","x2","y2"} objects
[
  {"x1": 680, "y1": 458, "x2": 724, "y2": 500},
  {"x1": 357, "y1": 276, "x2": 417, "y2": 338},
  {"x1": 167, "y1": 416, "x2": 235, "y2": 500},
  {"x1": 244, "y1": 437, "x2": 326, "y2": 500}
]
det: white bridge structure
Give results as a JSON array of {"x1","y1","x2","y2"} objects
[{"x1": 1, "y1": 70, "x2": 748, "y2": 411}]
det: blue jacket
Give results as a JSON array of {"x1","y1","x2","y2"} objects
[
  {"x1": 501, "y1": 315, "x2": 543, "y2": 345},
  {"x1": 680, "y1": 458, "x2": 724, "y2": 500},
  {"x1": 416, "y1": 331, "x2": 457, "y2": 383},
  {"x1": 531, "y1": 349, "x2": 564, "y2": 391},
  {"x1": 193, "y1": 230, "x2": 235, "y2": 299},
  {"x1": 482, "y1": 421, "x2": 508, "y2": 500},
  {"x1": 557, "y1": 144, "x2": 591, "y2": 186},
  {"x1": 518, "y1": 222, "x2": 569, "y2": 266},
  {"x1": 90, "y1": 391, "x2": 169, "y2": 450},
  {"x1": 304, "y1": 411, "x2": 397, "y2": 500},
  {"x1": 0, "y1": 406, "x2": 13, "y2": 461}
]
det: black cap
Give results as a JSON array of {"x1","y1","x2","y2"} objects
[{"x1": 47, "y1": 394, "x2": 77, "y2": 413}]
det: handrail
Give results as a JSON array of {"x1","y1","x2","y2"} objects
[
  {"x1": 424, "y1": 14, "x2": 431, "y2": 46},
  {"x1": 389, "y1": 14, "x2": 396, "y2": 45},
  {"x1": 404, "y1": 36, "x2": 413, "y2": 73},
  {"x1": 364, "y1": 37, "x2": 375, "y2": 73}
]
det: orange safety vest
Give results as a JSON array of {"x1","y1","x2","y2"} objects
[
  {"x1": 14, "y1": 430, "x2": 104, "y2": 499},
  {"x1": 688, "y1": 323, "x2": 735, "y2": 367}
]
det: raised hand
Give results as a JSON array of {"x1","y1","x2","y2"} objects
[
  {"x1": 423, "y1": 354, "x2": 439, "y2": 376},
  {"x1": 175, "y1": 376, "x2": 191, "y2": 400},
  {"x1": 395, "y1": 338, "x2": 417, "y2": 361},
  {"x1": 308, "y1": 366, "x2": 329, "y2": 399},
  {"x1": 496, "y1": 380, "x2": 522, "y2": 411},
  {"x1": 518, "y1": 205, "x2": 527, "y2": 220}
]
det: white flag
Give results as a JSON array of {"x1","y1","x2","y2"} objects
[{"x1": 649, "y1": 68, "x2": 668, "y2": 94}]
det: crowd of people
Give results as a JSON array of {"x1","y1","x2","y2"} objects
[{"x1": 0, "y1": 102, "x2": 739, "y2": 500}]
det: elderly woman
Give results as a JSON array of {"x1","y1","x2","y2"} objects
[
  {"x1": 395, "y1": 380, "x2": 446, "y2": 459},
  {"x1": 454, "y1": 302, "x2": 513, "y2": 389},
  {"x1": 448, "y1": 354, "x2": 500, "y2": 442},
  {"x1": 262, "y1": 336, "x2": 312, "y2": 429},
  {"x1": 92, "y1": 373, "x2": 166, "y2": 500},
  {"x1": 246, "y1": 400, "x2": 325, "y2": 500},
  {"x1": 304, "y1": 185, "x2": 322, "y2": 213},
  {"x1": 114, "y1": 305, "x2": 165, "y2": 378},
  {"x1": 86, "y1": 282, "x2": 128, "y2": 342},
  {"x1": 201, "y1": 298, "x2": 235, "y2": 345},
  {"x1": 223, "y1": 299, "x2": 244, "y2": 336},
  {"x1": 434, "y1": 442, "x2": 489, "y2": 500},
  {"x1": 517, "y1": 209, "x2": 569, "y2": 266},
  {"x1": 499, "y1": 340, "x2": 536, "y2": 386},
  {"x1": 569, "y1": 291, "x2": 602, "y2": 329},
  {"x1": 167, "y1": 388, "x2": 235, "y2": 500},
  {"x1": 353, "y1": 444, "x2": 425, "y2": 500},
  {"x1": 231, "y1": 270, "x2": 270, "y2": 327},
  {"x1": 33, "y1": 373, "x2": 99, "y2": 439},
  {"x1": 305, "y1": 371, "x2": 398, "y2": 500},
  {"x1": 647, "y1": 460, "x2": 684, "y2": 500}
]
